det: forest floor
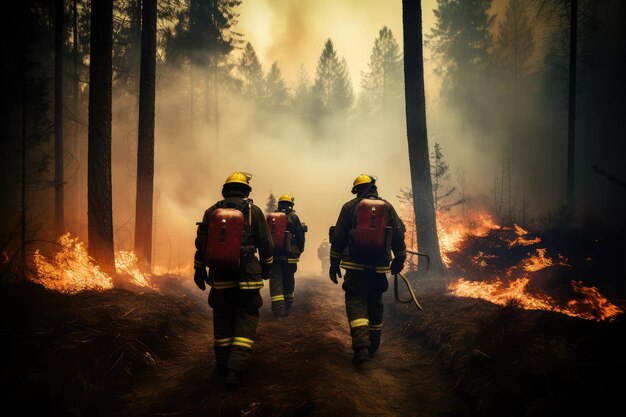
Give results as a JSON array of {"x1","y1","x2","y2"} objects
[{"x1": 1, "y1": 273, "x2": 625, "y2": 417}]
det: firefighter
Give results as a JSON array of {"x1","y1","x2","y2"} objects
[
  {"x1": 193, "y1": 172, "x2": 274, "y2": 386},
  {"x1": 329, "y1": 174, "x2": 406, "y2": 365},
  {"x1": 268, "y1": 194, "x2": 306, "y2": 317},
  {"x1": 318, "y1": 239, "x2": 330, "y2": 276}
]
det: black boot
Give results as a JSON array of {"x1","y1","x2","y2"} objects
[
  {"x1": 226, "y1": 369, "x2": 240, "y2": 386},
  {"x1": 353, "y1": 347, "x2": 369, "y2": 365},
  {"x1": 369, "y1": 332, "x2": 381, "y2": 357}
]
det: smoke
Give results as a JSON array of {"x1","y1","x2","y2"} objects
[{"x1": 25, "y1": 0, "x2": 625, "y2": 281}]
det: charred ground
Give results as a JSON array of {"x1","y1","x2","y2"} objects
[{"x1": 2, "y1": 272, "x2": 625, "y2": 417}]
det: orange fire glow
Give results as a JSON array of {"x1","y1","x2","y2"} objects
[
  {"x1": 434, "y1": 210, "x2": 622, "y2": 321},
  {"x1": 448, "y1": 277, "x2": 623, "y2": 321},
  {"x1": 114, "y1": 250, "x2": 154, "y2": 289},
  {"x1": 507, "y1": 224, "x2": 542, "y2": 248},
  {"x1": 521, "y1": 248, "x2": 553, "y2": 272},
  {"x1": 32, "y1": 233, "x2": 154, "y2": 294},
  {"x1": 33, "y1": 234, "x2": 114, "y2": 294},
  {"x1": 437, "y1": 212, "x2": 501, "y2": 266},
  {"x1": 472, "y1": 251, "x2": 497, "y2": 268}
]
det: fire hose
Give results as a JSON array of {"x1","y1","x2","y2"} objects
[{"x1": 394, "y1": 250, "x2": 429, "y2": 312}]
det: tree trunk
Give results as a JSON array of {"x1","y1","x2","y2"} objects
[
  {"x1": 21, "y1": 55, "x2": 27, "y2": 280},
  {"x1": 55, "y1": 0, "x2": 65, "y2": 237},
  {"x1": 88, "y1": 0, "x2": 115, "y2": 274},
  {"x1": 134, "y1": 0, "x2": 157, "y2": 267},
  {"x1": 213, "y1": 58, "x2": 219, "y2": 160},
  {"x1": 567, "y1": 0, "x2": 577, "y2": 209},
  {"x1": 401, "y1": 0, "x2": 446, "y2": 275},
  {"x1": 72, "y1": 0, "x2": 82, "y2": 239}
]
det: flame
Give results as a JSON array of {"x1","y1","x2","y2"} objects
[
  {"x1": 521, "y1": 248, "x2": 553, "y2": 272},
  {"x1": 431, "y1": 209, "x2": 622, "y2": 322},
  {"x1": 114, "y1": 251, "x2": 153, "y2": 288},
  {"x1": 437, "y1": 211, "x2": 501, "y2": 266},
  {"x1": 507, "y1": 224, "x2": 542, "y2": 248},
  {"x1": 33, "y1": 234, "x2": 113, "y2": 294},
  {"x1": 568, "y1": 281, "x2": 624, "y2": 321},
  {"x1": 32, "y1": 233, "x2": 154, "y2": 294},
  {"x1": 472, "y1": 251, "x2": 497, "y2": 268},
  {"x1": 448, "y1": 277, "x2": 623, "y2": 321},
  {"x1": 153, "y1": 263, "x2": 193, "y2": 276}
]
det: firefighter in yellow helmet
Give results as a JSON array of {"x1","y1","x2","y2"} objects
[
  {"x1": 193, "y1": 172, "x2": 274, "y2": 385},
  {"x1": 329, "y1": 174, "x2": 406, "y2": 365},
  {"x1": 268, "y1": 194, "x2": 307, "y2": 317}
]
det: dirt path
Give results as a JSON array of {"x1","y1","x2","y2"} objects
[{"x1": 125, "y1": 276, "x2": 467, "y2": 417}]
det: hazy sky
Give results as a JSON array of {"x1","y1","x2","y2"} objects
[{"x1": 234, "y1": 0, "x2": 440, "y2": 93}]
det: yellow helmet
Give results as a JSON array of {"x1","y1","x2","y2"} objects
[
  {"x1": 352, "y1": 174, "x2": 377, "y2": 194},
  {"x1": 278, "y1": 193, "x2": 294, "y2": 203},
  {"x1": 353, "y1": 174, "x2": 377, "y2": 186},
  {"x1": 224, "y1": 171, "x2": 252, "y2": 186}
]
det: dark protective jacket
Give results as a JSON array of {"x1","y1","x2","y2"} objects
[
  {"x1": 194, "y1": 191, "x2": 274, "y2": 290},
  {"x1": 274, "y1": 203, "x2": 306, "y2": 263},
  {"x1": 330, "y1": 189, "x2": 406, "y2": 273}
]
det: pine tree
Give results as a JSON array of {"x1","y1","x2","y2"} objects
[
  {"x1": 265, "y1": 61, "x2": 289, "y2": 111},
  {"x1": 239, "y1": 42, "x2": 265, "y2": 102},
  {"x1": 494, "y1": 0, "x2": 535, "y2": 78},
  {"x1": 332, "y1": 57, "x2": 354, "y2": 112},
  {"x1": 360, "y1": 26, "x2": 404, "y2": 119},
  {"x1": 293, "y1": 63, "x2": 312, "y2": 121},
  {"x1": 427, "y1": 0, "x2": 495, "y2": 104},
  {"x1": 88, "y1": 0, "x2": 115, "y2": 274},
  {"x1": 266, "y1": 191, "x2": 277, "y2": 213},
  {"x1": 162, "y1": 0, "x2": 241, "y2": 138},
  {"x1": 494, "y1": 0, "x2": 535, "y2": 147},
  {"x1": 54, "y1": 0, "x2": 65, "y2": 236},
  {"x1": 312, "y1": 39, "x2": 354, "y2": 115},
  {"x1": 134, "y1": 0, "x2": 157, "y2": 267},
  {"x1": 430, "y1": 143, "x2": 461, "y2": 212},
  {"x1": 403, "y1": 0, "x2": 446, "y2": 275}
]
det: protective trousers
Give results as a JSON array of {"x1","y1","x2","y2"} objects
[
  {"x1": 342, "y1": 269, "x2": 389, "y2": 353},
  {"x1": 208, "y1": 287, "x2": 263, "y2": 373},
  {"x1": 269, "y1": 261, "x2": 297, "y2": 317}
]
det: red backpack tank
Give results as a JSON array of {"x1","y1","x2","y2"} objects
[
  {"x1": 206, "y1": 208, "x2": 245, "y2": 270},
  {"x1": 354, "y1": 199, "x2": 389, "y2": 254},
  {"x1": 266, "y1": 212, "x2": 288, "y2": 251}
]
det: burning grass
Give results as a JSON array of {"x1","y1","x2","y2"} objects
[
  {"x1": 432, "y1": 212, "x2": 624, "y2": 321},
  {"x1": 31, "y1": 233, "x2": 155, "y2": 293}
]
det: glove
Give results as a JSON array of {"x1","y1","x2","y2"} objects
[
  {"x1": 390, "y1": 255, "x2": 406, "y2": 276},
  {"x1": 261, "y1": 262, "x2": 271, "y2": 280},
  {"x1": 194, "y1": 268, "x2": 208, "y2": 291},
  {"x1": 329, "y1": 260, "x2": 342, "y2": 284}
]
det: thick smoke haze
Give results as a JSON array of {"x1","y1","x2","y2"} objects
[
  {"x1": 133, "y1": 73, "x2": 411, "y2": 276},
  {"x1": 103, "y1": 0, "x2": 626, "y2": 275},
  {"x1": 3, "y1": 0, "x2": 624, "y2": 279}
]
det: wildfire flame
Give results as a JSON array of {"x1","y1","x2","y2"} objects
[
  {"x1": 433, "y1": 210, "x2": 622, "y2": 322},
  {"x1": 521, "y1": 248, "x2": 553, "y2": 272},
  {"x1": 32, "y1": 233, "x2": 154, "y2": 294},
  {"x1": 437, "y1": 212, "x2": 501, "y2": 266},
  {"x1": 472, "y1": 251, "x2": 497, "y2": 268},
  {"x1": 114, "y1": 250, "x2": 153, "y2": 288},
  {"x1": 448, "y1": 277, "x2": 623, "y2": 321},
  {"x1": 33, "y1": 234, "x2": 113, "y2": 294},
  {"x1": 507, "y1": 224, "x2": 542, "y2": 248}
]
